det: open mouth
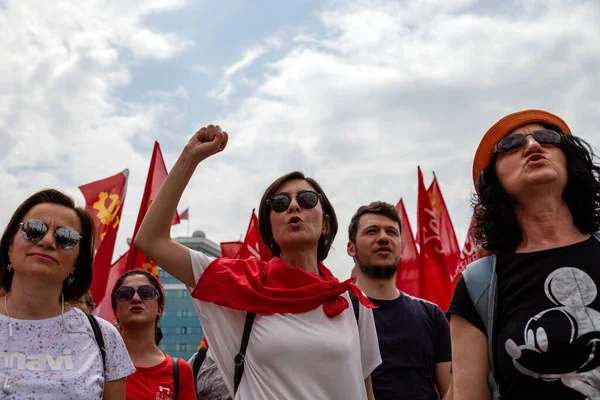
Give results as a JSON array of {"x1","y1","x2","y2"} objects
[
  {"x1": 375, "y1": 246, "x2": 392, "y2": 253},
  {"x1": 289, "y1": 216, "x2": 302, "y2": 224}
]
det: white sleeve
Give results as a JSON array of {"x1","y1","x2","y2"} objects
[
  {"x1": 358, "y1": 304, "x2": 382, "y2": 379},
  {"x1": 186, "y1": 248, "x2": 217, "y2": 287},
  {"x1": 186, "y1": 248, "x2": 247, "y2": 395},
  {"x1": 96, "y1": 317, "x2": 136, "y2": 381}
]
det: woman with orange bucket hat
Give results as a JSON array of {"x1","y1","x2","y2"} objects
[{"x1": 447, "y1": 110, "x2": 600, "y2": 399}]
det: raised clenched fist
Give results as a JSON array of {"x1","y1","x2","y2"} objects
[{"x1": 184, "y1": 124, "x2": 229, "y2": 163}]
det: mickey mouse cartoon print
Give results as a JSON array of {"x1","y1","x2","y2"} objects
[{"x1": 505, "y1": 267, "x2": 600, "y2": 398}]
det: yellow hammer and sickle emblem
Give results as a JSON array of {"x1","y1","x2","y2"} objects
[
  {"x1": 143, "y1": 262, "x2": 158, "y2": 277},
  {"x1": 92, "y1": 192, "x2": 121, "y2": 240},
  {"x1": 428, "y1": 192, "x2": 442, "y2": 220}
]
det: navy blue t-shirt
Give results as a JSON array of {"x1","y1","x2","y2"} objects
[{"x1": 370, "y1": 294, "x2": 452, "y2": 400}]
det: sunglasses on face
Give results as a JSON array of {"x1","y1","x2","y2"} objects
[
  {"x1": 266, "y1": 190, "x2": 321, "y2": 213},
  {"x1": 115, "y1": 285, "x2": 159, "y2": 302},
  {"x1": 493, "y1": 129, "x2": 563, "y2": 154},
  {"x1": 20, "y1": 219, "x2": 82, "y2": 250}
]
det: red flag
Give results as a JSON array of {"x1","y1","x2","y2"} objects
[
  {"x1": 395, "y1": 199, "x2": 420, "y2": 297},
  {"x1": 417, "y1": 167, "x2": 452, "y2": 311},
  {"x1": 236, "y1": 210, "x2": 272, "y2": 261},
  {"x1": 427, "y1": 173, "x2": 460, "y2": 279},
  {"x1": 79, "y1": 169, "x2": 129, "y2": 304},
  {"x1": 95, "y1": 251, "x2": 128, "y2": 322},
  {"x1": 452, "y1": 217, "x2": 484, "y2": 282},
  {"x1": 126, "y1": 142, "x2": 180, "y2": 278},
  {"x1": 220, "y1": 241, "x2": 243, "y2": 258},
  {"x1": 179, "y1": 208, "x2": 189, "y2": 220}
]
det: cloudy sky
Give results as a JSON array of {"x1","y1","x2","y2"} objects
[{"x1": 1, "y1": 0, "x2": 599, "y2": 278}]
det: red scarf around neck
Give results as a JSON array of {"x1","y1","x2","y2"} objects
[{"x1": 191, "y1": 257, "x2": 375, "y2": 318}]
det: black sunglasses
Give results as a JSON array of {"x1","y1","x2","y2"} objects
[
  {"x1": 20, "y1": 219, "x2": 82, "y2": 250},
  {"x1": 115, "y1": 285, "x2": 159, "y2": 302},
  {"x1": 493, "y1": 129, "x2": 563, "y2": 154},
  {"x1": 266, "y1": 190, "x2": 321, "y2": 213}
]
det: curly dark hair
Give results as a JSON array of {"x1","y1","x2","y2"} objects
[
  {"x1": 0, "y1": 189, "x2": 96, "y2": 302},
  {"x1": 258, "y1": 171, "x2": 338, "y2": 262},
  {"x1": 472, "y1": 130, "x2": 600, "y2": 253}
]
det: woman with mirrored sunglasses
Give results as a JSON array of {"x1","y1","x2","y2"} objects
[
  {"x1": 134, "y1": 125, "x2": 381, "y2": 400},
  {"x1": 447, "y1": 110, "x2": 600, "y2": 400},
  {"x1": 111, "y1": 269, "x2": 196, "y2": 400},
  {"x1": 0, "y1": 189, "x2": 135, "y2": 399}
]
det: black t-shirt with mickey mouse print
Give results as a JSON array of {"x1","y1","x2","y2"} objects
[{"x1": 448, "y1": 236, "x2": 600, "y2": 399}]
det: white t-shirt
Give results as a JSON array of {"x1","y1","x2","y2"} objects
[
  {"x1": 186, "y1": 249, "x2": 382, "y2": 400},
  {"x1": 0, "y1": 306, "x2": 135, "y2": 399}
]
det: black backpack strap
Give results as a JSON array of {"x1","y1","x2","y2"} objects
[
  {"x1": 172, "y1": 357, "x2": 179, "y2": 399},
  {"x1": 86, "y1": 313, "x2": 106, "y2": 373},
  {"x1": 192, "y1": 347, "x2": 208, "y2": 391},
  {"x1": 234, "y1": 312, "x2": 256, "y2": 394},
  {"x1": 350, "y1": 295, "x2": 360, "y2": 325}
]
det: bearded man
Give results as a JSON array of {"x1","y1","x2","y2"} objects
[{"x1": 347, "y1": 201, "x2": 452, "y2": 400}]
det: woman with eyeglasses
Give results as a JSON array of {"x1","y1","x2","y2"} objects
[
  {"x1": 134, "y1": 125, "x2": 381, "y2": 400},
  {"x1": 447, "y1": 110, "x2": 600, "y2": 400},
  {"x1": 0, "y1": 189, "x2": 135, "y2": 399},
  {"x1": 111, "y1": 269, "x2": 196, "y2": 400}
]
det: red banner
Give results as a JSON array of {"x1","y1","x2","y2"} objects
[
  {"x1": 95, "y1": 251, "x2": 128, "y2": 322},
  {"x1": 417, "y1": 167, "x2": 452, "y2": 311},
  {"x1": 126, "y1": 142, "x2": 180, "y2": 278},
  {"x1": 452, "y1": 217, "x2": 484, "y2": 282},
  {"x1": 427, "y1": 173, "x2": 460, "y2": 280},
  {"x1": 236, "y1": 210, "x2": 272, "y2": 261},
  {"x1": 179, "y1": 208, "x2": 189, "y2": 220},
  {"x1": 395, "y1": 199, "x2": 420, "y2": 297},
  {"x1": 220, "y1": 241, "x2": 243, "y2": 258},
  {"x1": 79, "y1": 169, "x2": 129, "y2": 304}
]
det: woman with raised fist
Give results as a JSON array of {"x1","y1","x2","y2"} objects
[{"x1": 135, "y1": 125, "x2": 381, "y2": 400}]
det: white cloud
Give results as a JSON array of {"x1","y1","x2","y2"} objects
[
  {"x1": 196, "y1": 0, "x2": 600, "y2": 277},
  {"x1": 207, "y1": 37, "x2": 282, "y2": 104},
  {"x1": 3, "y1": 0, "x2": 600, "y2": 283},
  {"x1": 0, "y1": 0, "x2": 192, "y2": 260}
]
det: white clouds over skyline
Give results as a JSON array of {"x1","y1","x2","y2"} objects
[{"x1": 1, "y1": 0, "x2": 599, "y2": 278}]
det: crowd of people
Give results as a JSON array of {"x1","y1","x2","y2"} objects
[{"x1": 1, "y1": 108, "x2": 599, "y2": 399}]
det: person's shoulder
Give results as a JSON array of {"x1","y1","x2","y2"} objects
[
  {"x1": 403, "y1": 293, "x2": 439, "y2": 308},
  {"x1": 94, "y1": 314, "x2": 120, "y2": 332},
  {"x1": 189, "y1": 248, "x2": 217, "y2": 265},
  {"x1": 167, "y1": 354, "x2": 194, "y2": 377},
  {"x1": 403, "y1": 293, "x2": 445, "y2": 316},
  {"x1": 176, "y1": 355, "x2": 193, "y2": 371}
]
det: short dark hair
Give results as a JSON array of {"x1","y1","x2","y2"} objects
[
  {"x1": 473, "y1": 129, "x2": 600, "y2": 253},
  {"x1": 0, "y1": 189, "x2": 96, "y2": 302},
  {"x1": 258, "y1": 171, "x2": 338, "y2": 262},
  {"x1": 348, "y1": 201, "x2": 402, "y2": 243}
]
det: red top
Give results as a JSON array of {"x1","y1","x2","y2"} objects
[{"x1": 126, "y1": 354, "x2": 196, "y2": 400}]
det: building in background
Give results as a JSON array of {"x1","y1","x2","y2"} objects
[{"x1": 158, "y1": 230, "x2": 220, "y2": 359}]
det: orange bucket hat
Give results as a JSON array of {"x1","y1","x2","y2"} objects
[{"x1": 472, "y1": 109, "x2": 572, "y2": 191}]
